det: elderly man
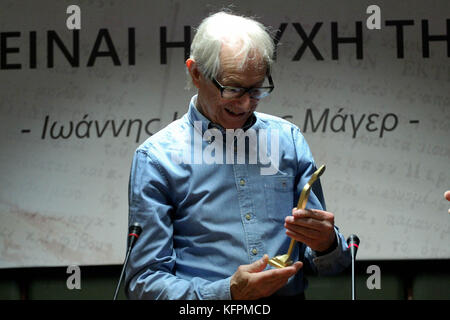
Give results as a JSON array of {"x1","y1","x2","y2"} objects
[{"x1": 126, "y1": 11, "x2": 351, "y2": 300}]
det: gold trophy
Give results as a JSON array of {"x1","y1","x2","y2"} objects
[{"x1": 268, "y1": 165, "x2": 326, "y2": 268}]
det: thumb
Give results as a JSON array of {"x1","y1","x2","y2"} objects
[{"x1": 244, "y1": 254, "x2": 269, "y2": 273}]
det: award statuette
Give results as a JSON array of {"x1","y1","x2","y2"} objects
[{"x1": 268, "y1": 165, "x2": 326, "y2": 268}]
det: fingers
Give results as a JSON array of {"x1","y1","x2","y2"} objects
[
  {"x1": 255, "y1": 260, "x2": 303, "y2": 282},
  {"x1": 231, "y1": 258, "x2": 303, "y2": 300},
  {"x1": 286, "y1": 209, "x2": 334, "y2": 234},
  {"x1": 446, "y1": 191, "x2": 450, "y2": 214},
  {"x1": 251, "y1": 261, "x2": 303, "y2": 297},
  {"x1": 285, "y1": 222, "x2": 322, "y2": 239},
  {"x1": 285, "y1": 228, "x2": 316, "y2": 245},
  {"x1": 285, "y1": 214, "x2": 323, "y2": 231},
  {"x1": 292, "y1": 208, "x2": 333, "y2": 220},
  {"x1": 286, "y1": 208, "x2": 336, "y2": 252},
  {"x1": 243, "y1": 254, "x2": 269, "y2": 273},
  {"x1": 445, "y1": 190, "x2": 450, "y2": 202}
]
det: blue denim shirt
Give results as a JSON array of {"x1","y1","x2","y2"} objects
[{"x1": 126, "y1": 95, "x2": 351, "y2": 299}]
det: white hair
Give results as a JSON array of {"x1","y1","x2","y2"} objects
[{"x1": 187, "y1": 11, "x2": 275, "y2": 89}]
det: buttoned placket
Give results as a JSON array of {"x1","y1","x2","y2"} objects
[{"x1": 233, "y1": 163, "x2": 265, "y2": 263}]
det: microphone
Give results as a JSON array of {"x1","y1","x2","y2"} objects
[
  {"x1": 127, "y1": 222, "x2": 143, "y2": 251},
  {"x1": 113, "y1": 222, "x2": 142, "y2": 300},
  {"x1": 346, "y1": 234, "x2": 360, "y2": 301},
  {"x1": 347, "y1": 234, "x2": 360, "y2": 258}
]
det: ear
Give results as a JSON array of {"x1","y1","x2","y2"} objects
[{"x1": 186, "y1": 58, "x2": 201, "y2": 89}]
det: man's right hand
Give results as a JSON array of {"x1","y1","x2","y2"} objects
[{"x1": 230, "y1": 254, "x2": 303, "y2": 300}]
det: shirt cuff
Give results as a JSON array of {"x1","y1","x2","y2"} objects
[
  {"x1": 315, "y1": 233, "x2": 338, "y2": 257},
  {"x1": 200, "y1": 276, "x2": 232, "y2": 300},
  {"x1": 312, "y1": 229, "x2": 342, "y2": 269}
]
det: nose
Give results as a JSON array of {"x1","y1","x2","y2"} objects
[{"x1": 238, "y1": 92, "x2": 258, "y2": 111}]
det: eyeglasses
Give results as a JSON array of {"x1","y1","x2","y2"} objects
[{"x1": 211, "y1": 75, "x2": 274, "y2": 100}]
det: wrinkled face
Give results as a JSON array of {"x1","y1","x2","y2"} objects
[{"x1": 191, "y1": 44, "x2": 267, "y2": 129}]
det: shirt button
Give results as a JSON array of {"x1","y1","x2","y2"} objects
[
  {"x1": 251, "y1": 248, "x2": 258, "y2": 255},
  {"x1": 240, "y1": 179, "x2": 245, "y2": 186},
  {"x1": 245, "y1": 213, "x2": 251, "y2": 220}
]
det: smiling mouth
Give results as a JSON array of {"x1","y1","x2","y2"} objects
[{"x1": 225, "y1": 108, "x2": 246, "y2": 118}]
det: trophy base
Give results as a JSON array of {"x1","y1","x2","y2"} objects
[{"x1": 268, "y1": 258, "x2": 293, "y2": 269}]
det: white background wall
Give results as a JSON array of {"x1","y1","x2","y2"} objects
[{"x1": 0, "y1": 0, "x2": 449, "y2": 267}]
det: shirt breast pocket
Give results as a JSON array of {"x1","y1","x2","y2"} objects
[{"x1": 263, "y1": 176, "x2": 295, "y2": 222}]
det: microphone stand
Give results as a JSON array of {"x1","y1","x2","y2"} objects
[
  {"x1": 113, "y1": 244, "x2": 133, "y2": 300},
  {"x1": 113, "y1": 223, "x2": 142, "y2": 300},
  {"x1": 351, "y1": 250, "x2": 356, "y2": 300},
  {"x1": 347, "y1": 234, "x2": 360, "y2": 301}
]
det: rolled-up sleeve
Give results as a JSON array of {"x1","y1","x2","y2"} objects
[{"x1": 308, "y1": 228, "x2": 352, "y2": 275}]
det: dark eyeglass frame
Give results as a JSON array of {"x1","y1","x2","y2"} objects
[{"x1": 211, "y1": 75, "x2": 275, "y2": 99}]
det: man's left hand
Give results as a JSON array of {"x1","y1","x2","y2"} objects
[{"x1": 285, "y1": 208, "x2": 336, "y2": 253}]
